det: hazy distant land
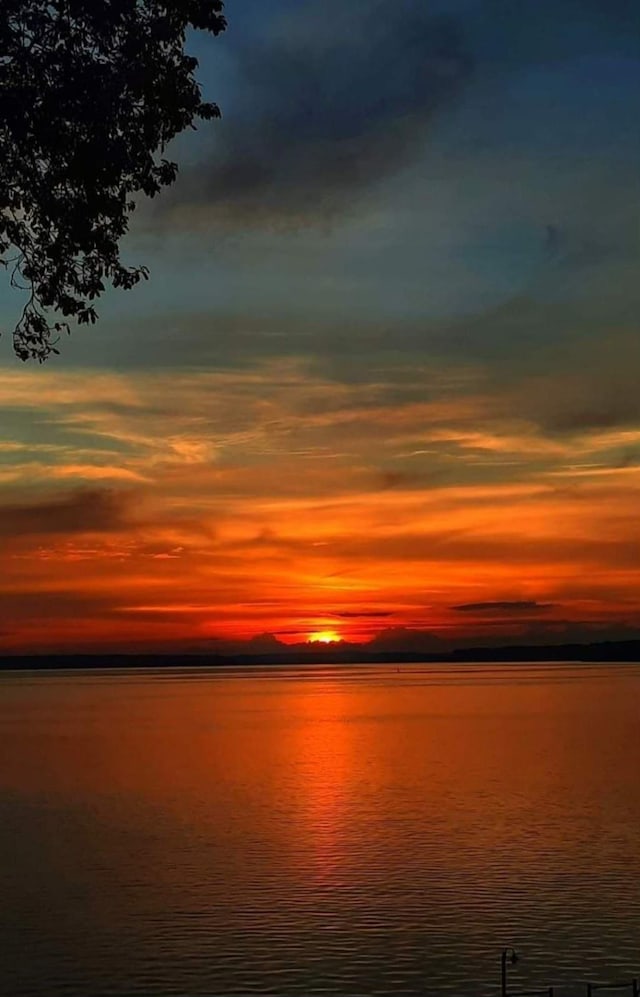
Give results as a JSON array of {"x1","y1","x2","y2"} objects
[{"x1": 2, "y1": 639, "x2": 640, "y2": 670}]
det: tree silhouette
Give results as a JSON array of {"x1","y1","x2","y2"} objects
[{"x1": 1, "y1": 0, "x2": 226, "y2": 361}]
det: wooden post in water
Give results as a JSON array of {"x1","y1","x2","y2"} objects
[
  {"x1": 633, "y1": 980, "x2": 639, "y2": 997},
  {"x1": 501, "y1": 948, "x2": 519, "y2": 997}
]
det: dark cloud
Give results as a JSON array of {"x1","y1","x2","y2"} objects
[
  {"x1": 0, "y1": 488, "x2": 132, "y2": 538},
  {"x1": 332, "y1": 610, "x2": 394, "y2": 619},
  {"x1": 0, "y1": 590, "x2": 119, "y2": 624},
  {"x1": 246, "y1": 631, "x2": 287, "y2": 646},
  {"x1": 431, "y1": 282, "x2": 640, "y2": 434},
  {"x1": 516, "y1": 329, "x2": 640, "y2": 435},
  {"x1": 165, "y1": 0, "x2": 472, "y2": 228},
  {"x1": 155, "y1": 0, "x2": 640, "y2": 235},
  {"x1": 368, "y1": 626, "x2": 446, "y2": 652},
  {"x1": 378, "y1": 470, "x2": 421, "y2": 491},
  {"x1": 453, "y1": 601, "x2": 556, "y2": 613},
  {"x1": 455, "y1": 619, "x2": 640, "y2": 649}
]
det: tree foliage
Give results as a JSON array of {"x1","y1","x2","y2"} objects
[{"x1": 0, "y1": 0, "x2": 226, "y2": 361}]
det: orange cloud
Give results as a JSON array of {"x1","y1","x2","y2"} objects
[{"x1": 0, "y1": 363, "x2": 639, "y2": 652}]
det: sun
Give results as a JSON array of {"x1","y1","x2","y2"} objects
[{"x1": 309, "y1": 630, "x2": 341, "y2": 644}]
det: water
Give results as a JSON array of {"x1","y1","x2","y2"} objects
[{"x1": 1, "y1": 663, "x2": 640, "y2": 997}]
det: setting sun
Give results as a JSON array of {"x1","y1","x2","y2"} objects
[{"x1": 309, "y1": 630, "x2": 342, "y2": 644}]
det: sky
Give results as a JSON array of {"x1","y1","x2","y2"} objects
[{"x1": 1, "y1": 0, "x2": 640, "y2": 654}]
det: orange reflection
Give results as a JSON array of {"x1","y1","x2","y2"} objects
[
  {"x1": 3, "y1": 665, "x2": 640, "y2": 905},
  {"x1": 284, "y1": 681, "x2": 356, "y2": 882}
]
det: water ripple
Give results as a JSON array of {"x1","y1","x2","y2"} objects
[{"x1": 1, "y1": 664, "x2": 640, "y2": 997}]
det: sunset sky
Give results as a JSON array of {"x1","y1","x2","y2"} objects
[{"x1": 1, "y1": 0, "x2": 640, "y2": 654}]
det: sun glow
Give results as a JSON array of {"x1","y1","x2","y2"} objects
[{"x1": 309, "y1": 630, "x2": 342, "y2": 644}]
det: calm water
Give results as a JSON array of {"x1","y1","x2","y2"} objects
[{"x1": 1, "y1": 663, "x2": 640, "y2": 997}]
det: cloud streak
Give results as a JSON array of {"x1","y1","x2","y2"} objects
[{"x1": 452, "y1": 601, "x2": 555, "y2": 614}]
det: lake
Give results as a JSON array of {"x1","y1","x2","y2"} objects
[{"x1": 1, "y1": 663, "x2": 639, "y2": 997}]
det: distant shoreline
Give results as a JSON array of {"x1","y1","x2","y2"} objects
[{"x1": 1, "y1": 639, "x2": 639, "y2": 670}]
